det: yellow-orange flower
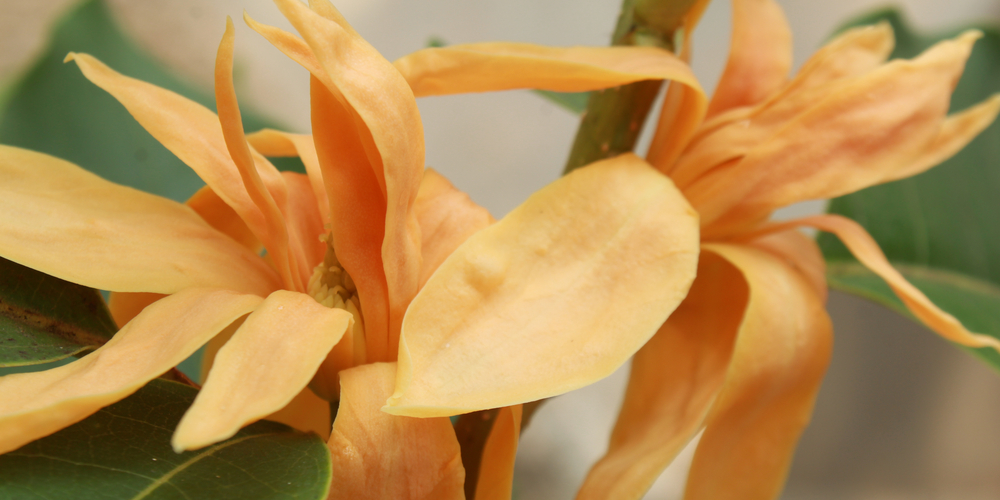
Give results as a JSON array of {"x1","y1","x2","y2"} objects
[
  {"x1": 0, "y1": 0, "x2": 719, "y2": 497},
  {"x1": 566, "y1": 1, "x2": 1000, "y2": 499}
]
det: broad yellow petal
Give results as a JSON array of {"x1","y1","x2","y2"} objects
[
  {"x1": 215, "y1": 18, "x2": 301, "y2": 291},
  {"x1": 475, "y1": 405, "x2": 523, "y2": 500},
  {"x1": 414, "y1": 168, "x2": 495, "y2": 288},
  {"x1": 65, "y1": 53, "x2": 297, "y2": 283},
  {"x1": 247, "y1": 129, "x2": 331, "y2": 224},
  {"x1": 577, "y1": 252, "x2": 745, "y2": 500},
  {"x1": 0, "y1": 145, "x2": 277, "y2": 296},
  {"x1": 173, "y1": 290, "x2": 352, "y2": 452},
  {"x1": 706, "y1": 0, "x2": 791, "y2": 117},
  {"x1": 684, "y1": 243, "x2": 832, "y2": 500},
  {"x1": 394, "y1": 43, "x2": 702, "y2": 96},
  {"x1": 762, "y1": 215, "x2": 1000, "y2": 352},
  {"x1": 685, "y1": 32, "x2": 990, "y2": 236},
  {"x1": 328, "y1": 362, "x2": 464, "y2": 500},
  {"x1": 386, "y1": 154, "x2": 699, "y2": 417},
  {"x1": 265, "y1": 386, "x2": 332, "y2": 440},
  {"x1": 276, "y1": 0, "x2": 424, "y2": 354},
  {"x1": 0, "y1": 288, "x2": 262, "y2": 454}
]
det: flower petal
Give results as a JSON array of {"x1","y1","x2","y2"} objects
[
  {"x1": 746, "y1": 229, "x2": 828, "y2": 302},
  {"x1": 186, "y1": 184, "x2": 262, "y2": 253},
  {"x1": 706, "y1": 0, "x2": 791, "y2": 117},
  {"x1": 758, "y1": 215, "x2": 1000, "y2": 352},
  {"x1": 393, "y1": 43, "x2": 702, "y2": 96},
  {"x1": 281, "y1": 171, "x2": 327, "y2": 286},
  {"x1": 172, "y1": 290, "x2": 352, "y2": 452},
  {"x1": 0, "y1": 288, "x2": 262, "y2": 454},
  {"x1": 685, "y1": 32, "x2": 992, "y2": 236},
  {"x1": 684, "y1": 243, "x2": 832, "y2": 500},
  {"x1": 414, "y1": 168, "x2": 495, "y2": 288},
  {"x1": 328, "y1": 362, "x2": 464, "y2": 500},
  {"x1": 577, "y1": 252, "x2": 745, "y2": 500},
  {"x1": 0, "y1": 145, "x2": 278, "y2": 296},
  {"x1": 265, "y1": 386, "x2": 332, "y2": 440},
  {"x1": 386, "y1": 154, "x2": 699, "y2": 416},
  {"x1": 65, "y1": 52, "x2": 296, "y2": 282},
  {"x1": 668, "y1": 22, "x2": 895, "y2": 187},
  {"x1": 275, "y1": 0, "x2": 425, "y2": 360},
  {"x1": 247, "y1": 129, "x2": 331, "y2": 224},
  {"x1": 215, "y1": 18, "x2": 301, "y2": 291},
  {"x1": 107, "y1": 292, "x2": 164, "y2": 329},
  {"x1": 475, "y1": 405, "x2": 523, "y2": 500}
]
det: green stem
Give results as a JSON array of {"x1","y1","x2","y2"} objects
[{"x1": 562, "y1": 0, "x2": 697, "y2": 174}]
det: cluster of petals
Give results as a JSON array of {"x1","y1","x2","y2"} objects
[{"x1": 0, "y1": 0, "x2": 998, "y2": 498}]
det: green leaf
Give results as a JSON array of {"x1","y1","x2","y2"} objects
[
  {"x1": 0, "y1": 257, "x2": 116, "y2": 367},
  {"x1": 0, "y1": 0, "x2": 303, "y2": 204},
  {"x1": 819, "y1": 9, "x2": 1000, "y2": 370},
  {"x1": 0, "y1": 379, "x2": 332, "y2": 499},
  {"x1": 535, "y1": 89, "x2": 590, "y2": 114}
]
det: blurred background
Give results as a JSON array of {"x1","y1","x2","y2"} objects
[{"x1": 2, "y1": 0, "x2": 1000, "y2": 498}]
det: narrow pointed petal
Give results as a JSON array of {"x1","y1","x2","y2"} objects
[
  {"x1": 65, "y1": 53, "x2": 295, "y2": 275},
  {"x1": 216, "y1": 18, "x2": 301, "y2": 291},
  {"x1": 706, "y1": 0, "x2": 791, "y2": 117},
  {"x1": 386, "y1": 154, "x2": 699, "y2": 417},
  {"x1": 763, "y1": 215, "x2": 1000, "y2": 352},
  {"x1": 173, "y1": 290, "x2": 352, "y2": 452},
  {"x1": 684, "y1": 243, "x2": 832, "y2": 500},
  {"x1": 328, "y1": 362, "x2": 464, "y2": 500},
  {"x1": 577, "y1": 253, "x2": 745, "y2": 500},
  {"x1": 668, "y1": 23, "x2": 895, "y2": 188},
  {"x1": 266, "y1": 386, "x2": 332, "y2": 440},
  {"x1": 394, "y1": 43, "x2": 702, "y2": 96},
  {"x1": 0, "y1": 289, "x2": 262, "y2": 454},
  {"x1": 897, "y1": 93, "x2": 1000, "y2": 179},
  {"x1": 746, "y1": 229, "x2": 827, "y2": 302},
  {"x1": 686, "y1": 32, "x2": 989, "y2": 236},
  {"x1": 277, "y1": 0, "x2": 424, "y2": 358},
  {"x1": 244, "y1": 11, "x2": 325, "y2": 77},
  {"x1": 475, "y1": 405, "x2": 523, "y2": 500},
  {"x1": 247, "y1": 129, "x2": 331, "y2": 224},
  {"x1": 0, "y1": 145, "x2": 278, "y2": 296},
  {"x1": 414, "y1": 169, "x2": 495, "y2": 288}
]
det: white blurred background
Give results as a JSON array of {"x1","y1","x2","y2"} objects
[{"x1": 2, "y1": 0, "x2": 1000, "y2": 498}]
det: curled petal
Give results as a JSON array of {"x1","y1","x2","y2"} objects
[
  {"x1": 414, "y1": 169, "x2": 495, "y2": 288},
  {"x1": 683, "y1": 244, "x2": 832, "y2": 500},
  {"x1": 276, "y1": 0, "x2": 424, "y2": 359},
  {"x1": 394, "y1": 43, "x2": 703, "y2": 96},
  {"x1": 475, "y1": 405, "x2": 523, "y2": 500},
  {"x1": 577, "y1": 252, "x2": 745, "y2": 500},
  {"x1": 756, "y1": 215, "x2": 1000, "y2": 352},
  {"x1": 173, "y1": 290, "x2": 352, "y2": 452},
  {"x1": 0, "y1": 289, "x2": 262, "y2": 454},
  {"x1": 328, "y1": 362, "x2": 464, "y2": 500},
  {"x1": 706, "y1": 0, "x2": 791, "y2": 117},
  {"x1": 0, "y1": 145, "x2": 278, "y2": 296},
  {"x1": 386, "y1": 154, "x2": 699, "y2": 416}
]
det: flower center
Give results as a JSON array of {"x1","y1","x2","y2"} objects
[{"x1": 308, "y1": 234, "x2": 366, "y2": 343}]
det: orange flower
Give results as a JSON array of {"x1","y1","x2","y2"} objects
[
  {"x1": 568, "y1": 1, "x2": 1000, "y2": 499},
  {"x1": 0, "y1": 0, "x2": 715, "y2": 497}
]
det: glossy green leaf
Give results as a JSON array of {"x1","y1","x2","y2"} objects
[
  {"x1": 819, "y1": 9, "x2": 1000, "y2": 371},
  {"x1": 0, "y1": 0, "x2": 303, "y2": 205},
  {"x1": 0, "y1": 256, "x2": 115, "y2": 367},
  {"x1": 0, "y1": 379, "x2": 332, "y2": 499}
]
